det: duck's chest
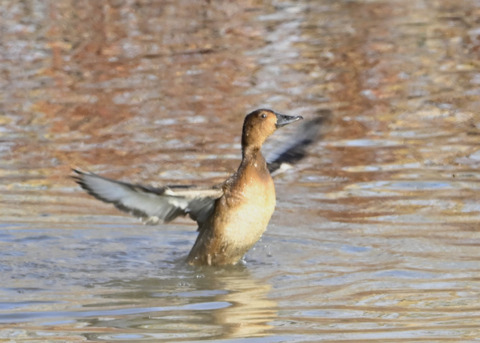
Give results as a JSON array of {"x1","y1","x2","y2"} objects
[{"x1": 217, "y1": 163, "x2": 276, "y2": 247}]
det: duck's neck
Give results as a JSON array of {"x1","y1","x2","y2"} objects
[
  {"x1": 223, "y1": 145, "x2": 270, "y2": 196},
  {"x1": 241, "y1": 146, "x2": 268, "y2": 173},
  {"x1": 242, "y1": 145, "x2": 260, "y2": 162}
]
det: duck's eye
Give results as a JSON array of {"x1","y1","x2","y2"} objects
[{"x1": 261, "y1": 113, "x2": 267, "y2": 119}]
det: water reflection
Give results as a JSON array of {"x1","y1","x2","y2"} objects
[{"x1": 90, "y1": 268, "x2": 277, "y2": 340}]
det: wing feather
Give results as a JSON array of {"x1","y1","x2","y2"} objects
[
  {"x1": 267, "y1": 110, "x2": 331, "y2": 175},
  {"x1": 72, "y1": 169, "x2": 222, "y2": 226}
]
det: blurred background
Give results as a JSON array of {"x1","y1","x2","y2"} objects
[{"x1": 1, "y1": 0, "x2": 480, "y2": 342}]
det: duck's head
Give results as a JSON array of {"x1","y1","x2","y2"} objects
[{"x1": 242, "y1": 109, "x2": 303, "y2": 150}]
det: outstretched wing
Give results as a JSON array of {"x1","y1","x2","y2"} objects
[
  {"x1": 267, "y1": 110, "x2": 331, "y2": 175},
  {"x1": 72, "y1": 169, "x2": 222, "y2": 226}
]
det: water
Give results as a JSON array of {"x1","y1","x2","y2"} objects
[{"x1": 1, "y1": 0, "x2": 480, "y2": 341}]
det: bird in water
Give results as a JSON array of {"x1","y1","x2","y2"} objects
[{"x1": 73, "y1": 109, "x2": 329, "y2": 266}]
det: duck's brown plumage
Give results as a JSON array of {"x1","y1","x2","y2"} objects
[
  {"x1": 73, "y1": 109, "x2": 329, "y2": 266},
  {"x1": 188, "y1": 134, "x2": 276, "y2": 265}
]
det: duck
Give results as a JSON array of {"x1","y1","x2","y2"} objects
[{"x1": 73, "y1": 108, "x2": 328, "y2": 266}]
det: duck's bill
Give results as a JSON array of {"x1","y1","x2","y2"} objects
[{"x1": 275, "y1": 113, "x2": 304, "y2": 128}]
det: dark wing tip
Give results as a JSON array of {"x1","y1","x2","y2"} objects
[
  {"x1": 267, "y1": 109, "x2": 332, "y2": 175},
  {"x1": 71, "y1": 169, "x2": 161, "y2": 222},
  {"x1": 71, "y1": 168, "x2": 90, "y2": 188},
  {"x1": 71, "y1": 169, "x2": 113, "y2": 203}
]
